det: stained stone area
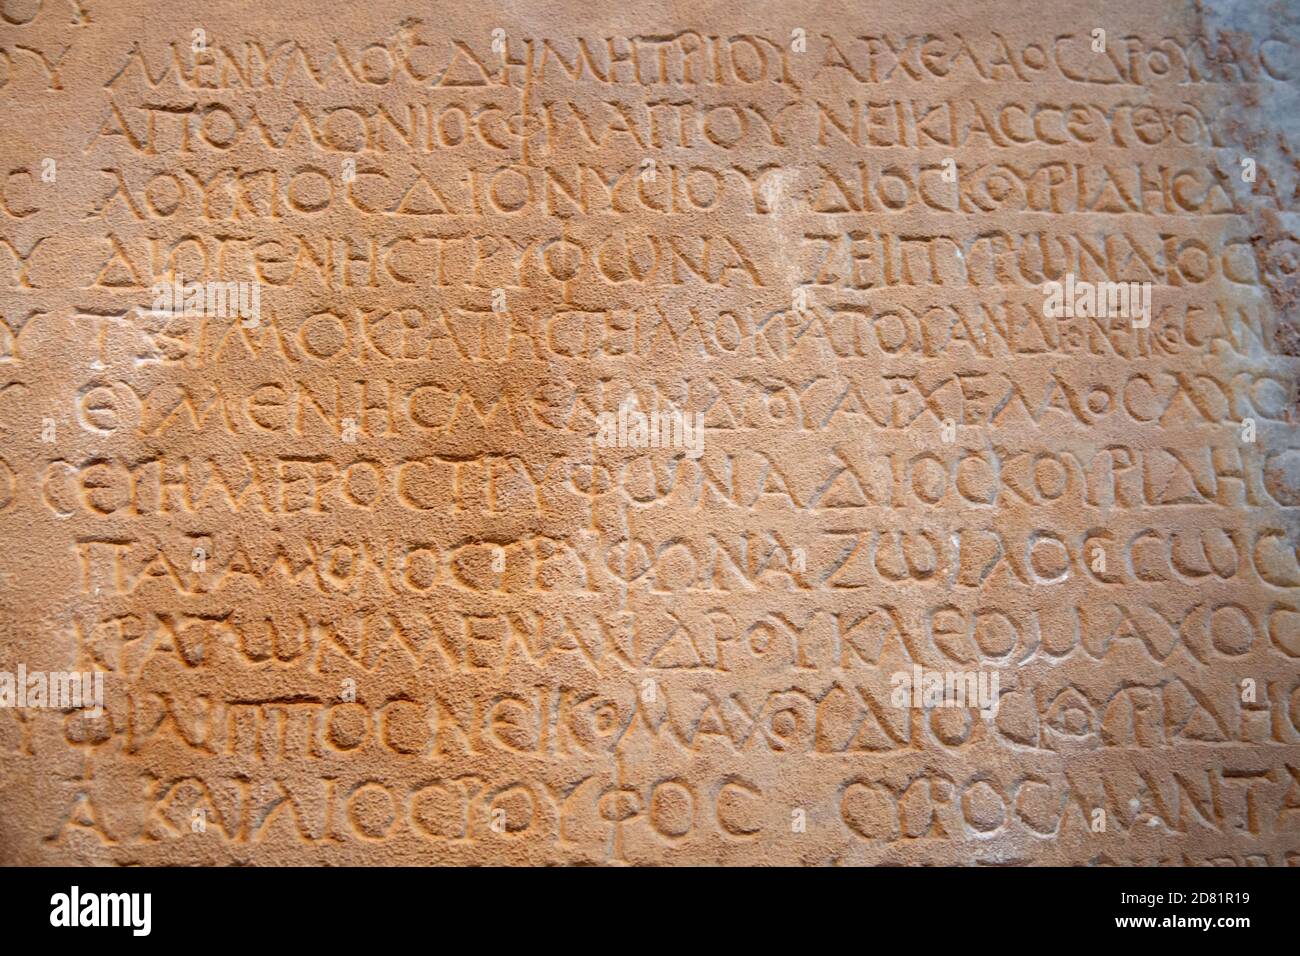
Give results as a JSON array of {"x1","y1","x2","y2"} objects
[{"x1": 1, "y1": 0, "x2": 1298, "y2": 866}]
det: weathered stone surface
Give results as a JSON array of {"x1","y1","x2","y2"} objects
[{"x1": 1, "y1": 0, "x2": 1298, "y2": 865}]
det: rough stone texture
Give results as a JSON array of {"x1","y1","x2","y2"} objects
[{"x1": 1, "y1": 0, "x2": 1298, "y2": 866}]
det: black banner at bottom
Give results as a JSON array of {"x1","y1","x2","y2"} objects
[{"x1": 0, "y1": 865, "x2": 1281, "y2": 942}]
